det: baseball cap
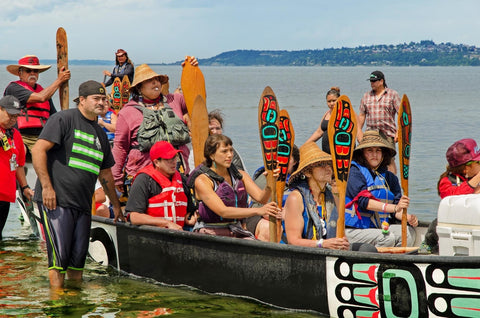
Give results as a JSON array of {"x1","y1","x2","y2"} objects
[
  {"x1": 446, "y1": 138, "x2": 480, "y2": 167},
  {"x1": 367, "y1": 71, "x2": 385, "y2": 82},
  {"x1": 73, "y1": 80, "x2": 106, "y2": 103},
  {"x1": 150, "y1": 141, "x2": 182, "y2": 161},
  {"x1": 0, "y1": 95, "x2": 22, "y2": 115}
]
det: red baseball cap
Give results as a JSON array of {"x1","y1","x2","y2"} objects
[
  {"x1": 446, "y1": 138, "x2": 480, "y2": 167},
  {"x1": 150, "y1": 141, "x2": 181, "y2": 161}
]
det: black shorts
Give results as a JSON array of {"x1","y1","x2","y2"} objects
[
  {"x1": 40, "y1": 204, "x2": 91, "y2": 273},
  {"x1": 245, "y1": 215, "x2": 262, "y2": 234}
]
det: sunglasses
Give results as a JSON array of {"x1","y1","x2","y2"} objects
[
  {"x1": 370, "y1": 79, "x2": 380, "y2": 82},
  {"x1": 22, "y1": 68, "x2": 39, "y2": 74},
  {"x1": 466, "y1": 161, "x2": 480, "y2": 166}
]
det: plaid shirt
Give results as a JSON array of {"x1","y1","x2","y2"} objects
[{"x1": 359, "y1": 88, "x2": 401, "y2": 138}]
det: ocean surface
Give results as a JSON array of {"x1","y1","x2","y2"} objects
[{"x1": 0, "y1": 65, "x2": 479, "y2": 316}]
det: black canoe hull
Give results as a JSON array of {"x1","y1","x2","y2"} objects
[{"x1": 89, "y1": 216, "x2": 480, "y2": 317}]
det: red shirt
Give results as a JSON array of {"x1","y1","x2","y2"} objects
[
  {"x1": 0, "y1": 128, "x2": 26, "y2": 202},
  {"x1": 438, "y1": 174, "x2": 474, "y2": 199}
]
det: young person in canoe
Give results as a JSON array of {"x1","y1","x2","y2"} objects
[
  {"x1": 344, "y1": 130, "x2": 418, "y2": 247},
  {"x1": 191, "y1": 134, "x2": 282, "y2": 238},
  {"x1": 305, "y1": 87, "x2": 341, "y2": 154},
  {"x1": 125, "y1": 141, "x2": 196, "y2": 230},
  {"x1": 420, "y1": 138, "x2": 480, "y2": 253},
  {"x1": 281, "y1": 142, "x2": 349, "y2": 250}
]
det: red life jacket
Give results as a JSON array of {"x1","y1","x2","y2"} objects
[
  {"x1": 13, "y1": 81, "x2": 51, "y2": 129},
  {"x1": 137, "y1": 165, "x2": 188, "y2": 227}
]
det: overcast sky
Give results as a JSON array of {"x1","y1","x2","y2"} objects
[{"x1": 1, "y1": 0, "x2": 479, "y2": 64}]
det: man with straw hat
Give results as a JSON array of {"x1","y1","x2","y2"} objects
[
  {"x1": 344, "y1": 130, "x2": 418, "y2": 247},
  {"x1": 282, "y1": 141, "x2": 350, "y2": 250},
  {"x1": 4, "y1": 55, "x2": 71, "y2": 154}
]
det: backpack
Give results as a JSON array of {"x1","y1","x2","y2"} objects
[{"x1": 134, "y1": 104, "x2": 191, "y2": 151}]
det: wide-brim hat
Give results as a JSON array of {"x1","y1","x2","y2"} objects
[
  {"x1": 446, "y1": 138, "x2": 480, "y2": 167},
  {"x1": 6, "y1": 55, "x2": 51, "y2": 76},
  {"x1": 354, "y1": 130, "x2": 396, "y2": 157},
  {"x1": 131, "y1": 64, "x2": 169, "y2": 88},
  {"x1": 290, "y1": 142, "x2": 332, "y2": 181}
]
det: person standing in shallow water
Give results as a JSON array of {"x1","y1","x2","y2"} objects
[
  {"x1": 305, "y1": 87, "x2": 341, "y2": 154},
  {"x1": 32, "y1": 81, "x2": 123, "y2": 288},
  {"x1": 357, "y1": 71, "x2": 401, "y2": 174},
  {"x1": 4, "y1": 55, "x2": 70, "y2": 155},
  {"x1": 0, "y1": 96, "x2": 33, "y2": 239}
]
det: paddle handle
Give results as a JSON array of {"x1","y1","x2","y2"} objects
[
  {"x1": 336, "y1": 190, "x2": 346, "y2": 238},
  {"x1": 266, "y1": 171, "x2": 277, "y2": 242}
]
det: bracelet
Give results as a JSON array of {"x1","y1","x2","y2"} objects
[
  {"x1": 21, "y1": 185, "x2": 30, "y2": 191},
  {"x1": 382, "y1": 203, "x2": 387, "y2": 213},
  {"x1": 317, "y1": 239, "x2": 324, "y2": 248},
  {"x1": 394, "y1": 205, "x2": 398, "y2": 213}
]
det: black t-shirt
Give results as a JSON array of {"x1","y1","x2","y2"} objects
[
  {"x1": 4, "y1": 82, "x2": 57, "y2": 135},
  {"x1": 33, "y1": 109, "x2": 114, "y2": 212},
  {"x1": 125, "y1": 172, "x2": 195, "y2": 215}
]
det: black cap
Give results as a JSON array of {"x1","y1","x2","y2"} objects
[
  {"x1": 74, "y1": 80, "x2": 106, "y2": 103},
  {"x1": 0, "y1": 95, "x2": 22, "y2": 115},
  {"x1": 367, "y1": 71, "x2": 385, "y2": 82}
]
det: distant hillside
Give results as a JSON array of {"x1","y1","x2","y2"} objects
[{"x1": 193, "y1": 41, "x2": 480, "y2": 66}]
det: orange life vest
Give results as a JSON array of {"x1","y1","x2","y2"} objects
[
  {"x1": 137, "y1": 165, "x2": 188, "y2": 227},
  {"x1": 13, "y1": 80, "x2": 51, "y2": 129}
]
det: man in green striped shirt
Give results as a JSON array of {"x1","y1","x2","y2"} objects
[{"x1": 32, "y1": 80, "x2": 123, "y2": 288}]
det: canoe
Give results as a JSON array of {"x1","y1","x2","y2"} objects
[{"x1": 88, "y1": 216, "x2": 480, "y2": 317}]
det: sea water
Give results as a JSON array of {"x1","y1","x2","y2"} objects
[{"x1": 0, "y1": 65, "x2": 478, "y2": 316}]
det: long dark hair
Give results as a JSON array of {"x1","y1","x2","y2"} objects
[
  {"x1": 204, "y1": 134, "x2": 233, "y2": 168},
  {"x1": 353, "y1": 147, "x2": 393, "y2": 171},
  {"x1": 437, "y1": 164, "x2": 466, "y2": 195}
]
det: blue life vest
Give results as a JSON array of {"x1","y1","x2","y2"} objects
[
  {"x1": 99, "y1": 110, "x2": 115, "y2": 140},
  {"x1": 345, "y1": 161, "x2": 395, "y2": 229},
  {"x1": 280, "y1": 179, "x2": 330, "y2": 244}
]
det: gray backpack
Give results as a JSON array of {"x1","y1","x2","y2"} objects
[{"x1": 134, "y1": 104, "x2": 191, "y2": 152}]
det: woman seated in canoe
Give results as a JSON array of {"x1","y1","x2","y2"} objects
[
  {"x1": 344, "y1": 130, "x2": 418, "y2": 247},
  {"x1": 192, "y1": 134, "x2": 282, "y2": 238},
  {"x1": 305, "y1": 87, "x2": 341, "y2": 154},
  {"x1": 420, "y1": 138, "x2": 480, "y2": 253},
  {"x1": 103, "y1": 49, "x2": 134, "y2": 87},
  {"x1": 282, "y1": 142, "x2": 350, "y2": 250}
]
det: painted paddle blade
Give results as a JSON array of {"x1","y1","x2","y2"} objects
[
  {"x1": 181, "y1": 62, "x2": 206, "y2": 116},
  {"x1": 398, "y1": 94, "x2": 412, "y2": 196},
  {"x1": 191, "y1": 95, "x2": 209, "y2": 167},
  {"x1": 111, "y1": 77, "x2": 122, "y2": 114},
  {"x1": 121, "y1": 75, "x2": 130, "y2": 106},
  {"x1": 398, "y1": 94, "x2": 412, "y2": 247},
  {"x1": 56, "y1": 27, "x2": 69, "y2": 110},
  {"x1": 258, "y1": 86, "x2": 279, "y2": 242},
  {"x1": 275, "y1": 109, "x2": 295, "y2": 209},
  {"x1": 328, "y1": 95, "x2": 357, "y2": 238}
]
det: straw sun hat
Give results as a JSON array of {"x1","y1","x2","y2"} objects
[
  {"x1": 6, "y1": 55, "x2": 51, "y2": 75},
  {"x1": 130, "y1": 64, "x2": 169, "y2": 88},
  {"x1": 354, "y1": 130, "x2": 396, "y2": 157},
  {"x1": 290, "y1": 142, "x2": 332, "y2": 181}
]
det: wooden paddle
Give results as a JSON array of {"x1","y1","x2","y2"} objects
[
  {"x1": 56, "y1": 27, "x2": 69, "y2": 110},
  {"x1": 328, "y1": 95, "x2": 357, "y2": 238},
  {"x1": 258, "y1": 86, "x2": 279, "y2": 242},
  {"x1": 181, "y1": 62, "x2": 206, "y2": 116},
  {"x1": 191, "y1": 95, "x2": 209, "y2": 167},
  {"x1": 121, "y1": 75, "x2": 130, "y2": 106},
  {"x1": 275, "y1": 109, "x2": 295, "y2": 241},
  {"x1": 111, "y1": 77, "x2": 122, "y2": 114},
  {"x1": 398, "y1": 94, "x2": 412, "y2": 247}
]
